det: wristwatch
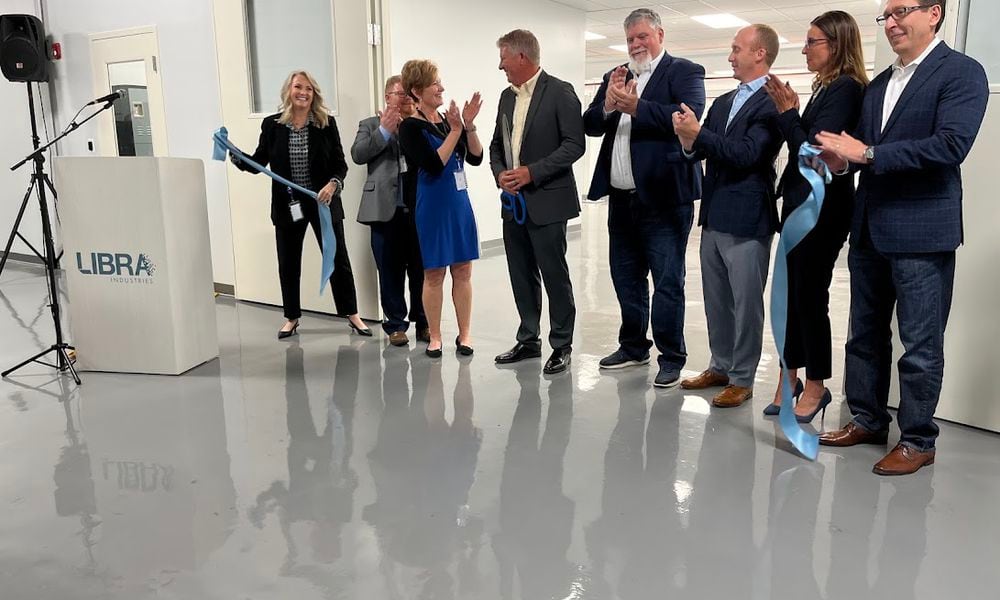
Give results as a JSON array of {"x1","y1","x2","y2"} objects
[{"x1": 863, "y1": 145, "x2": 875, "y2": 164}]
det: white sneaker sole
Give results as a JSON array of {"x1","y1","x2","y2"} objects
[
  {"x1": 653, "y1": 376, "x2": 681, "y2": 388},
  {"x1": 599, "y1": 357, "x2": 651, "y2": 370}
]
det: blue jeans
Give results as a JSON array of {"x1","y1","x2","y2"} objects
[
  {"x1": 370, "y1": 207, "x2": 427, "y2": 334},
  {"x1": 608, "y1": 189, "x2": 693, "y2": 370},
  {"x1": 845, "y1": 232, "x2": 955, "y2": 451}
]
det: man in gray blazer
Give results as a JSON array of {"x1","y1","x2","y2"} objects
[
  {"x1": 351, "y1": 76, "x2": 428, "y2": 346},
  {"x1": 490, "y1": 29, "x2": 585, "y2": 374}
]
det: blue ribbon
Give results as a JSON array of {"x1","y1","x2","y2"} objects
[
  {"x1": 212, "y1": 127, "x2": 336, "y2": 295},
  {"x1": 500, "y1": 190, "x2": 528, "y2": 225},
  {"x1": 769, "y1": 144, "x2": 832, "y2": 460}
]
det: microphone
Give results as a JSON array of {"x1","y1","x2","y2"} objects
[{"x1": 87, "y1": 90, "x2": 123, "y2": 106}]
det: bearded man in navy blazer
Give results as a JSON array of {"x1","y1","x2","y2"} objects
[
  {"x1": 673, "y1": 25, "x2": 783, "y2": 409},
  {"x1": 816, "y1": 0, "x2": 989, "y2": 475},
  {"x1": 584, "y1": 7, "x2": 706, "y2": 388}
]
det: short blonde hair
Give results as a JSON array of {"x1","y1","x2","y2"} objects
[
  {"x1": 277, "y1": 70, "x2": 330, "y2": 128},
  {"x1": 400, "y1": 59, "x2": 438, "y2": 101},
  {"x1": 497, "y1": 29, "x2": 540, "y2": 64},
  {"x1": 750, "y1": 24, "x2": 780, "y2": 67}
]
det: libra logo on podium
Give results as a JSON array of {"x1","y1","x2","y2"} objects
[{"x1": 76, "y1": 251, "x2": 157, "y2": 285}]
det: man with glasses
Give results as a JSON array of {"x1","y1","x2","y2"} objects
[
  {"x1": 351, "y1": 76, "x2": 429, "y2": 346},
  {"x1": 816, "y1": 0, "x2": 989, "y2": 475}
]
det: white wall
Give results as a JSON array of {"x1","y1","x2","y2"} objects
[
  {"x1": 0, "y1": 0, "x2": 48, "y2": 262},
  {"x1": 40, "y1": 0, "x2": 235, "y2": 286},
  {"x1": 387, "y1": 0, "x2": 587, "y2": 244}
]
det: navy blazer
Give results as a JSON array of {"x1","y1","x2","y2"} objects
[
  {"x1": 690, "y1": 84, "x2": 783, "y2": 238},
  {"x1": 489, "y1": 70, "x2": 586, "y2": 225},
  {"x1": 854, "y1": 42, "x2": 989, "y2": 253},
  {"x1": 583, "y1": 54, "x2": 706, "y2": 207}
]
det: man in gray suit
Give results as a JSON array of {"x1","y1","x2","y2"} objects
[
  {"x1": 351, "y1": 76, "x2": 428, "y2": 346},
  {"x1": 490, "y1": 29, "x2": 585, "y2": 374}
]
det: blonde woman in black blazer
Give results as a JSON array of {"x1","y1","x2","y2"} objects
[{"x1": 234, "y1": 70, "x2": 371, "y2": 339}]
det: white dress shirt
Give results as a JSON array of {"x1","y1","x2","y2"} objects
[
  {"x1": 608, "y1": 50, "x2": 665, "y2": 190},
  {"x1": 882, "y1": 37, "x2": 941, "y2": 133}
]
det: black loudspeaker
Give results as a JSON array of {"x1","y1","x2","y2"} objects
[{"x1": 0, "y1": 14, "x2": 49, "y2": 82}]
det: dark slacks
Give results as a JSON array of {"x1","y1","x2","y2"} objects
[
  {"x1": 608, "y1": 189, "x2": 693, "y2": 371},
  {"x1": 370, "y1": 207, "x2": 426, "y2": 334},
  {"x1": 845, "y1": 224, "x2": 955, "y2": 451},
  {"x1": 783, "y1": 199, "x2": 851, "y2": 380},
  {"x1": 502, "y1": 217, "x2": 575, "y2": 350},
  {"x1": 275, "y1": 216, "x2": 358, "y2": 320}
]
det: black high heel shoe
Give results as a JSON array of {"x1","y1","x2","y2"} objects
[
  {"x1": 348, "y1": 319, "x2": 373, "y2": 337},
  {"x1": 762, "y1": 378, "x2": 804, "y2": 416},
  {"x1": 796, "y1": 388, "x2": 832, "y2": 424},
  {"x1": 455, "y1": 336, "x2": 474, "y2": 356},
  {"x1": 278, "y1": 320, "x2": 299, "y2": 340}
]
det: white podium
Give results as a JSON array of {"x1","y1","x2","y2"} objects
[{"x1": 55, "y1": 157, "x2": 219, "y2": 375}]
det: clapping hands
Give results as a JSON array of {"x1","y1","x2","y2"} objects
[{"x1": 671, "y1": 102, "x2": 700, "y2": 151}]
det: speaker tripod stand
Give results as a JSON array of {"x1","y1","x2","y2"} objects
[{"x1": 2, "y1": 83, "x2": 116, "y2": 385}]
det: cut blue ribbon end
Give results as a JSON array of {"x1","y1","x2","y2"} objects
[{"x1": 770, "y1": 144, "x2": 832, "y2": 461}]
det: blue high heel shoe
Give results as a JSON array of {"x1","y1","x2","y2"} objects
[
  {"x1": 795, "y1": 388, "x2": 832, "y2": 424},
  {"x1": 762, "y1": 378, "x2": 804, "y2": 416}
]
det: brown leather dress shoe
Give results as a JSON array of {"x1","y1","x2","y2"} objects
[
  {"x1": 873, "y1": 443, "x2": 936, "y2": 476},
  {"x1": 712, "y1": 385, "x2": 752, "y2": 408},
  {"x1": 818, "y1": 422, "x2": 889, "y2": 447},
  {"x1": 681, "y1": 369, "x2": 730, "y2": 390},
  {"x1": 388, "y1": 331, "x2": 409, "y2": 347}
]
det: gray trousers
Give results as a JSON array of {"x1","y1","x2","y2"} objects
[{"x1": 700, "y1": 228, "x2": 772, "y2": 388}]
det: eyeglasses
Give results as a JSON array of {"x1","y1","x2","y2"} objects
[
  {"x1": 386, "y1": 91, "x2": 408, "y2": 97},
  {"x1": 803, "y1": 37, "x2": 830, "y2": 48},
  {"x1": 875, "y1": 4, "x2": 936, "y2": 26}
]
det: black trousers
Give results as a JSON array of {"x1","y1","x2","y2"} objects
[
  {"x1": 275, "y1": 216, "x2": 358, "y2": 320},
  {"x1": 370, "y1": 207, "x2": 426, "y2": 334},
  {"x1": 502, "y1": 217, "x2": 575, "y2": 350},
  {"x1": 783, "y1": 199, "x2": 850, "y2": 380}
]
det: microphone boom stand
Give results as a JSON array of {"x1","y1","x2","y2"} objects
[{"x1": 2, "y1": 83, "x2": 117, "y2": 385}]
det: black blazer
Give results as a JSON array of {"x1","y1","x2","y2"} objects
[
  {"x1": 488, "y1": 70, "x2": 585, "y2": 225},
  {"x1": 775, "y1": 75, "x2": 865, "y2": 221},
  {"x1": 689, "y1": 85, "x2": 782, "y2": 238},
  {"x1": 236, "y1": 113, "x2": 349, "y2": 228},
  {"x1": 583, "y1": 54, "x2": 706, "y2": 207}
]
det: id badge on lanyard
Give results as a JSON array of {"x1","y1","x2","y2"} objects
[
  {"x1": 453, "y1": 156, "x2": 467, "y2": 191},
  {"x1": 287, "y1": 187, "x2": 304, "y2": 222}
]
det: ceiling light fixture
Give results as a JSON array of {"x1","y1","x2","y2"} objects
[{"x1": 691, "y1": 13, "x2": 751, "y2": 29}]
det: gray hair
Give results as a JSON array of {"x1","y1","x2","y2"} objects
[
  {"x1": 497, "y1": 29, "x2": 541, "y2": 64},
  {"x1": 624, "y1": 8, "x2": 662, "y2": 30}
]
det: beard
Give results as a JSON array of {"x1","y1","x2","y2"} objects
[{"x1": 628, "y1": 51, "x2": 653, "y2": 75}]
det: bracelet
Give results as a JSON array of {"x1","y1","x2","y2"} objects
[{"x1": 466, "y1": 126, "x2": 477, "y2": 133}]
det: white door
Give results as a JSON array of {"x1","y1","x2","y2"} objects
[
  {"x1": 89, "y1": 28, "x2": 168, "y2": 157},
  {"x1": 213, "y1": 0, "x2": 380, "y2": 318}
]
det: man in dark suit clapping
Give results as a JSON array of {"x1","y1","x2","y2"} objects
[
  {"x1": 490, "y1": 30, "x2": 585, "y2": 375},
  {"x1": 815, "y1": 0, "x2": 989, "y2": 475},
  {"x1": 673, "y1": 25, "x2": 783, "y2": 408},
  {"x1": 583, "y1": 8, "x2": 706, "y2": 388}
]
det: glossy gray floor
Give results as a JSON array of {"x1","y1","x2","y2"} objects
[{"x1": 2, "y1": 204, "x2": 999, "y2": 600}]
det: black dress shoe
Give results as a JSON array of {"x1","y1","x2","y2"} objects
[
  {"x1": 348, "y1": 320, "x2": 373, "y2": 337},
  {"x1": 455, "y1": 336, "x2": 474, "y2": 356},
  {"x1": 278, "y1": 320, "x2": 299, "y2": 340},
  {"x1": 494, "y1": 342, "x2": 542, "y2": 364},
  {"x1": 543, "y1": 347, "x2": 571, "y2": 374}
]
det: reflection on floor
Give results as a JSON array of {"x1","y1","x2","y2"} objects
[{"x1": 2, "y1": 204, "x2": 999, "y2": 599}]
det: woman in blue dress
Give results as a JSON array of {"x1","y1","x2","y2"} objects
[{"x1": 399, "y1": 59, "x2": 483, "y2": 358}]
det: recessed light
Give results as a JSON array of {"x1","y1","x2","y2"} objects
[
  {"x1": 691, "y1": 13, "x2": 751, "y2": 29},
  {"x1": 585, "y1": 31, "x2": 606, "y2": 41},
  {"x1": 609, "y1": 44, "x2": 628, "y2": 53}
]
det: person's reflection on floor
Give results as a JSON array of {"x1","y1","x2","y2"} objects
[
  {"x1": 249, "y1": 344, "x2": 358, "y2": 580},
  {"x1": 364, "y1": 358, "x2": 483, "y2": 600},
  {"x1": 585, "y1": 376, "x2": 683, "y2": 598},
  {"x1": 492, "y1": 365, "x2": 575, "y2": 600}
]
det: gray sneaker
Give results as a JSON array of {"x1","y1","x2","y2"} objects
[
  {"x1": 599, "y1": 349, "x2": 651, "y2": 370},
  {"x1": 653, "y1": 367, "x2": 681, "y2": 388}
]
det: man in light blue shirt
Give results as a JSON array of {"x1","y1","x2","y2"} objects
[{"x1": 672, "y1": 25, "x2": 783, "y2": 408}]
